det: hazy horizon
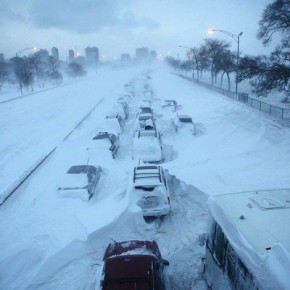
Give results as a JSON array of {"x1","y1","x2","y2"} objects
[{"x1": 1, "y1": 0, "x2": 276, "y2": 60}]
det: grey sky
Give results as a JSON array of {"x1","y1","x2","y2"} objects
[{"x1": 0, "y1": 0, "x2": 275, "y2": 60}]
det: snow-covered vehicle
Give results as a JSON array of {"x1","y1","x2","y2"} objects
[
  {"x1": 199, "y1": 189, "x2": 290, "y2": 290},
  {"x1": 110, "y1": 102, "x2": 129, "y2": 120},
  {"x1": 138, "y1": 112, "x2": 154, "y2": 129},
  {"x1": 118, "y1": 101, "x2": 129, "y2": 119},
  {"x1": 133, "y1": 165, "x2": 171, "y2": 217},
  {"x1": 87, "y1": 132, "x2": 119, "y2": 158},
  {"x1": 133, "y1": 129, "x2": 163, "y2": 163},
  {"x1": 163, "y1": 99, "x2": 178, "y2": 112},
  {"x1": 137, "y1": 101, "x2": 154, "y2": 128},
  {"x1": 99, "y1": 240, "x2": 169, "y2": 290},
  {"x1": 139, "y1": 100, "x2": 151, "y2": 111},
  {"x1": 57, "y1": 165, "x2": 102, "y2": 201},
  {"x1": 105, "y1": 115, "x2": 123, "y2": 135},
  {"x1": 172, "y1": 114, "x2": 196, "y2": 134}
]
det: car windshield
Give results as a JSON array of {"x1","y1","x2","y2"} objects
[
  {"x1": 141, "y1": 108, "x2": 151, "y2": 113},
  {"x1": 67, "y1": 165, "x2": 95, "y2": 174},
  {"x1": 139, "y1": 115, "x2": 151, "y2": 121},
  {"x1": 104, "y1": 278, "x2": 150, "y2": 290},
  {"x1": 135, "y1": 186, "x2": 156, "y2": 191},
  {"x1": 179, "y1": 116, "x2": 192, "y2": 123}
]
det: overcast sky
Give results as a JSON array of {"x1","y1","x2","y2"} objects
[{"x1": 0, "y1": 0, "x2": 276, "y2": 61}]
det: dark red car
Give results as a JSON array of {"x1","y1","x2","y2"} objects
[{"x1": 100, "y1": 240, "x2": 169, "y2": 290}]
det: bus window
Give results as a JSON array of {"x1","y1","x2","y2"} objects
[
  {"x1": 226, "y1": 241, "x2": 256, "y2": 290},
  {"x1": 213, "y1": 223, "x2": 225, "y2": 266},
  {"x1": 207, "y1": 221, "x2": 216, "y2": 252}
]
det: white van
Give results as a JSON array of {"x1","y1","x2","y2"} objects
[{"x1": 200, "y1": 189, "x2": 290, "y2": 290}]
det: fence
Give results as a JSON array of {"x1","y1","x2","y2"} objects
[{"x1": 178, "y1": 74, "x2": 290, "y2": 120}]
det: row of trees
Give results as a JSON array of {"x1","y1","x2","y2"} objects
[
  {"x1": 0, "y1": 55, "x2": 87, "y2": 95},
  {"x1": 166, "y1": 0, "x2": 290, "y2": 101},
  {"x1": 167, "y1": 39, "x2": 236, "y2": 91}
]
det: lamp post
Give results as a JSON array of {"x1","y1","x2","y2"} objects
[
  {"x1": 16, "y1": 47, "x2": 37, "y2": 57},
  {"x1": 208, "y1": 29, "x2": 243, "y2": 99}
]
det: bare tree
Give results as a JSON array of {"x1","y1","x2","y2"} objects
[
  {"x1": 67, "y1": 62, "x2": 86, "y2": 78},
  {"x1": 239, "y1": 0, "x2": 290, "y2": 101},
  {"x1": 47, "y1": 56, "x2": 62, "y2": 84},
  {"x1": 215, "y1": 50, "x2": 236, "y2": 90},
  {"x1": 200, "y1": 39, "x2": 231, "y2": 85},
  {"x1": 11, "y1": 57, "x2": 33, "y2": 94},
  {"x1": 257, "y1": 0, "x2": 290, "y2": 46}
]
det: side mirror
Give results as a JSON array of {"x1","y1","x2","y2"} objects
[
  {"x1": 199, "y1": 233, "x2": 206, "y2": 247},
  {"x1": 162, "y1": 259, "x2": 170, "y2": 266}
]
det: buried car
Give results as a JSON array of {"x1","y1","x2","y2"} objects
[
  {"x1": 105, "y1": 115, "x2": 124, "y2": 135},
  {"x1": 99, "y1": 240, "x2": 169, "y2": 290},
  {"x1": 133, "y1": 129, "x2": 163, "y2": 163},
  {"x1": 87, "y1": 132, "x2": 119, "y2": 159},
  {"x1": 133, "y1": 165, "x2": 171, "y2": 217},
  {"x1": 172, "y1": 114, "x2": 196, "y2": 134},
  {"x1": 57, "y1": 165, "x2": 102, "y2": 201}
]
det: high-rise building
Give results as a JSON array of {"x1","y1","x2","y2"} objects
[
  {"x1": 121, "y1": 53, "x2": 131, "y2": 61},
  {"x1": 69, "y1": 49, "x2": 75, "y2": 63},
  {"x1": 0, "y1": 53, "x2": 4, "y2": 63},
  {"x1": 51, "y1": 47, "x2": 59, "y2": 61},
  {"x1": 136, "y1": 47, "x2": 149, "y2": 61},
  {"x1": 85, "y1": 47, "x2": 99, "y2": 65},
  {"x1": 35, "y1": 49, "x2": 49, "y2": 63}
]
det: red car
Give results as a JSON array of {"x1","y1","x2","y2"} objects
[{"x1": 100, "y1": 240, "x2": 169, "y2": 290}]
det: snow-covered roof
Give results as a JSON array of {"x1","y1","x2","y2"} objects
[
  {"x1": 88, "y1": 137, "x2": 111, "y2": 150},
  {"x1": 139, "y1": 101, "x2": 151, "y2": 109},
  {"x1": 138, "y1": 112, "x2": 153, "y2": 120},
  {"x1": 209, "y1": 189, "x2": 290, "y2": 254},
  {"x1": 208, "y1": 189, "x2": 290, "y2": 289},
  {"x1": 59, "y1": 171, "x2": 88, "y2": 189},
  {"x1": 133, "y1": 135, "x2": 162, "y2": 162}
]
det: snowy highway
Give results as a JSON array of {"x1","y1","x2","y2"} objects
[{"x1": 1, "y1": 66, "x2": 290, "y2": 290}]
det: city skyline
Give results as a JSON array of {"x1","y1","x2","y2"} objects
[{"x1": 1, "y1": 0, "x2": 277, "y2": 61}]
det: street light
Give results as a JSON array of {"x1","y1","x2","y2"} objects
[
  {"x1": 16, "y1": 47, "x2": 37, "y2": 57},
  {"x1": 208, "y1": 28, "x2": 243, "y2": 99}
]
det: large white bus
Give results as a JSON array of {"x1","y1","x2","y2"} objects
[{"x1": 200, "y1": 189, "x2": 290, "y2": 290}]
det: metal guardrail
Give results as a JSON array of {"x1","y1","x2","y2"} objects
[{"x1": 178, "y1": 74, "x2": 290, "y2": 120}]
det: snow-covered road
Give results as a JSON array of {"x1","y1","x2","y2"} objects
[{"x1": 0, "y1": 66, "x2": 289, "y2": 290}]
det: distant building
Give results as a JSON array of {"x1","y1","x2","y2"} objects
[
  {"x1": 35, "y1": 49, "x2": 49, "y2": 63},
  {"x1": 136, "y1": 47, "x2": 149, "y2": 61},
  {"x1": 149, "y1": 50, "x2": 157, "y2": 61},
  {"x1": 0, "y1": 53, "x2": 4, "y2": 63},
  {"x1": 121, "y1": 53, "x2": 131, "y2": 62},
  {"x1": 85, "y1": 47, "x2": 99, "y2": 65},
  {"x1": 51, "y1": 47, "x2": 59, "y2": 61},
  {"x1": 69, "y1": 49, "x2": 75, "y2": 63},
  {"x1": 75, "y1": 56, "x2": 85, "y2": 66}
]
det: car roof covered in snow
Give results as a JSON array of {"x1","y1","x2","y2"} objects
[
  {"x1": 137, "y1": 129, "x2": 157, "y2": 138},
  {"x1": 103, "y1": 240, "x2": 161, "y2": 260},
  {"x1": 208, "y1": 189, "x2": 290, "y2": 289},
  {"x1": 138, "y1": 112, "x2": 153, "y2": 119},
  {"x1": 139, "y1": 101, "x2": 151, "y2": 108}
]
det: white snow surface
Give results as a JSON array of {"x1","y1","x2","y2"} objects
[{"x1": 0, "y1": 65, "x2": 289, "y2": 289}]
